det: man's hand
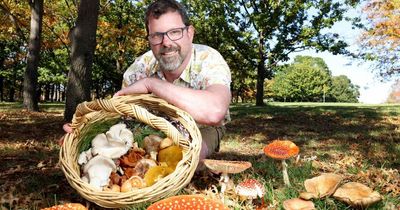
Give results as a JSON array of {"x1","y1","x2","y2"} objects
[
  {"x1": 114, "y1": 78, "x2": 151, "y2": 97},
  {"x1": 59, "y1": 123, "x2": 73, "y2": 145}
]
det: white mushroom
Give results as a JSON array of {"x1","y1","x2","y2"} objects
[
  {"x1": 81, "y1": 155, "x2": 116, "y2": 190},
  {"x1": 78, "y1": 148, "x2": 93, "y2": 165},
  {"x1": 91, "y1": 123, "x2": 133, "y2": 158},
  {"x1": 299, "y1": 173, "x2": 343, "y2": 200}
]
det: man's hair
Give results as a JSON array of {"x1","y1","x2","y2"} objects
[{"x1": 145, "y1": 0, "x2": 190, "y2": 33}]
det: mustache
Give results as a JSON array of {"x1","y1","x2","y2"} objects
[{"x1": 159, "y1": 46, "x2": 180, "y2": 54}]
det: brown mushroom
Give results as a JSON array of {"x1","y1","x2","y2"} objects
[
  {"x1": 333, "y1": 182, "x2": 382, "y2": 208},
  {"x1": 146, "y1": 194, "x2": 229, "y2": 210},
  {"x1": 282, "y1": 198, "x2": 315, "y2": 210},
  {"x1": 236, "y1": 179, "x2": 265, "y2": 206},
  {"x1": 203, "y1": 159, "x2": 252, "y2": 194},
  {"x1": 263, "y1": 140, "x2": 299, "y2": 186},
  {"x1": 299, "y1": 173, "x2": 343, "y2": 200}
]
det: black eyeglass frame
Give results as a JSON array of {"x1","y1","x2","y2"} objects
[{"x1": 147, "y1": 26, "x2": 189, "y2": 45}]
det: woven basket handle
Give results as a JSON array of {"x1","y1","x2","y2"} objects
[{"x1": 70, "y1": 94, "x2": 186, "y2": 143}]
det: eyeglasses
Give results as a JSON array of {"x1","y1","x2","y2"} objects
[{"x1": 147, "y1": 26, "x2": 189, "y2": 45}]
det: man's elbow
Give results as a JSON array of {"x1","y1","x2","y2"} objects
[{"x1": 203, "y1": 109, "x2": 227, "y2": 126}]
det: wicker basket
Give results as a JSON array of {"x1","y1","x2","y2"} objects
[{"x1": 59, "y1": 94, "x2": 202, "y2": 208}]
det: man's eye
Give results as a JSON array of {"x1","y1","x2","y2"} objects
[{"x1": 169, "y1": 30, "x2": 181, "y2": 35}]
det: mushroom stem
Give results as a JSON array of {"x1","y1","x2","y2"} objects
[
  {"x1": 282, "y1": 159, "x2": 291, "y2": 186},
  {"x1": 219, "y1": 173, "x2": 229, "y2": 194}
]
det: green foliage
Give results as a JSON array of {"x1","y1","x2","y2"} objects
[
  {"x1": 328, "y1": 75, "x2": 360, "y2": 102},
  {"x1": 78, "y1": 117, "x2": 121, "y2": 152},
  {"x1": 270, "y1": 56, "x2": 332, "y2": 102}
]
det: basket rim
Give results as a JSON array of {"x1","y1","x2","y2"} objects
[{"x1": 59, "y1": 94, "x2": 202, "y2": 208}]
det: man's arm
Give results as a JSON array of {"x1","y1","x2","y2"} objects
[{"x1": 114, "y1": 77, "x2": 231, "y2": 126}]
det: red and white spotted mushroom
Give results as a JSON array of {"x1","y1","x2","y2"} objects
[
  {"x1": 263, "y1": 140, "x2": 299, "y2": 186},
  {"x1": 236, "y1": 179, "x2": 265, "y2": 205},
  {"x1": 146, "y1": 194, "x2": 229, "y2": 210}
]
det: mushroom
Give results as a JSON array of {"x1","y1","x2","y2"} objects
[
  {"x1": 146, "y1": 194, "x2": 230, "y2": 210},
  {"x1": 120, "y1": 176, "x2": 146, "y2": 192},
  {"x1": 203, "y1": 159, "x2": 252, "y2": 194},
  {"x1": 159, "y1": 137, "x2": 173, "y2": 149},
  {"x1": 282, "y1": 198, "x2": 315, "y2": 210},
  {"x1": 42, "y1": 203, "x2": 87, "y2": 210},
  {"x1": 299, "y1": 173, "x2": 343, "y2": 200},
  {"x1": 263, "y1": 140, "x2": 299, "y2": 186},
  {"x1": 81, "y1": 155, "x2": 116, "y2": 190},
  {"x1": 78, "y1": 148, "x2": 93, "y2": 165},
  {"x1": 333, "y1": 182, "x2": 382, "y2": 208},
  {"x1": 236, "y1": 179, "x2": 265, "y2": 206},
  {"x1": 91, "y1": 123, "x2": 133, "y2": 159},
  {"x1": 143, "y1": 134, "x2": 163, "y2": 160}
]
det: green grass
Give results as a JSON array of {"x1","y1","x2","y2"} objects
[{"x1": 1, "y1": 101, "x2": 399, "y2": 209}]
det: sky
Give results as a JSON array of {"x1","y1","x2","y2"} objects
[{"x1": 290, "y1": 6, "x2": 395, "y2": 104}]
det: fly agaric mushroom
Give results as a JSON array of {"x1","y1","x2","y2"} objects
[
  {"x1": 42, "y1": 203, "x2": 87, "y2": 210},
  {"x1": 282, "y1": 198, "x2": 315, "y2": 210},
  {"x1": 263, "y1": 140, "x2": 299, "y2": 186},
  {"x1": 333, "y1": 182, "x2": 382, "y2": 208},
  {"x1": 203, "y1": 159, "x2": 252, "y2": 194},
  {"x1": 146, "y1": 194, "x2": 229, "y2": 210},
  {"x1": 299, "y1": 173, "x2": 343, "y2": 200},
  {"x1": 236, "y1": 179, "x2": 265, "y2": 206}
]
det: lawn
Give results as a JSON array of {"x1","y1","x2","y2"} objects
[{"x1": 0, "y1": 102, "x2": 399, "y2": 209}]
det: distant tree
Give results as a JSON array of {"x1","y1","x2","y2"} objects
[
  {"x1": 271, "y1": 56, "x2": 331, "y2": 102},
  {"x1": 358, "y1": 0, "x2": 400, "y2": 79},
  {"x1": 328, "y1": 75, "x2": 360, "y2": 102},
  {"x1": 23, "y1": 0, "x2": 43, "y2": 111},
  {"x1": 64, "y1": 0, "x2": 100, "y2": 121}
]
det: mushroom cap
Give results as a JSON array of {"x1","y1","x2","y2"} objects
[
  {"x1": 263, "y1": 140, "x2": 299, "y2": 160},
  {"x1": 236, "y1": 179, "x2": 265, "y2": 199},
  {"x1": 282, "y1": 198, "x2": 315, "y2": 210},
  {"x1": 42, "y1": 203, "x2": 87, "y2": 210},
  {"x1": 299, "y1": 173, "x2": 343, "y2": 200},
  {"x1": 203, "y1": 159, "x2": 252, "y2": 174},
  {"x1": 146, "y1": 194, "x2": 229, "y2": 210},
  {"x1": 333, "y1": 182, "x2": 382, "y2": 207}
]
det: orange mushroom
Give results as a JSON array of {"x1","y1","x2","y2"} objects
[
  {"x1": 41, "y1": 203, "x2": 87, "y2": 210},
  {"x1": 263, "y1": 140, "x2": 299, "y2": 186},
  {"x1": 146, "y1": 194, "x2": 229, "y2": 210}
]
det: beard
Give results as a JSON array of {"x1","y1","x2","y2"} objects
[{"x1": 157, "y1": 45, "x2": 184, "y2": 72}]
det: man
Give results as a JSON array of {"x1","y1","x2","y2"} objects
[{"x1": 114, "y1": 0, "x2": 231, "y2": 160}]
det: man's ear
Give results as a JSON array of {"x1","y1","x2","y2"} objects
[{"x1": 188, "y1": 25, "x2": 195, "y2": 40}]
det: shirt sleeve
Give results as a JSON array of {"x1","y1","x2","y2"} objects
[{"x1": 198, "y1": 48, "x2": 231, "y2": 88}]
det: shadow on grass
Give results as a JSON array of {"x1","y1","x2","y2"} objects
[{"x1": 227, "y1": 103, "x2": 400, "y2": 169}]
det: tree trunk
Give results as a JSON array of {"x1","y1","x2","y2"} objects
[
  {"x1": 23, "y1": 0, "x2": 43, "y2": 111},
  {"x1": 255, "y1": 33, "x2": 266, "y2": 106},
  {"x1": 64, "y1": 0, "x2": 100, "y2": 122},
  {"x1": 0, "y1": 77, "x2": 3, "y2": 102}
]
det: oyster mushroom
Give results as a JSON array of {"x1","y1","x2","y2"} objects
[
  {"x1": 91, "y1": 123, "x2": 133, "y2": 159},
  {"x1": 81, "y1": 155, "x2": 116, "y2": 190},
  {"x1": 263, "y1": 140, "x2": 299, "y2": 186},
  {"x1": 333, "y1": 182, "x2": 382, "y2": 208},
  {"x1": 282, "y1": 198, "x2": 315, "y2": 210},
  {"x1": 299, "y1": 173, "x2": 343, "y2": 200},
  {"x1": 236, "y1": 179, "x2": 265, "y2": 206},
  {"x1": 203, "y1": 159, "x2": 252, "y2": 194},
  {"x1": 146, "y1": 194, "x2": 229, "y2": 210}
]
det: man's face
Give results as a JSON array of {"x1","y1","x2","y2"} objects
[{"x1": 147, "y1": 11, "x2": 194, "y2": 72}]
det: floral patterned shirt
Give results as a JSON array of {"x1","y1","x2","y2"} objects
[{"x1": 122, "y1": 44, "x2": 231, "y2": 125}]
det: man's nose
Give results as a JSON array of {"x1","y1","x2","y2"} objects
[{"x1": 161, "y1": 34, "x2": 173, "y2": 46}]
